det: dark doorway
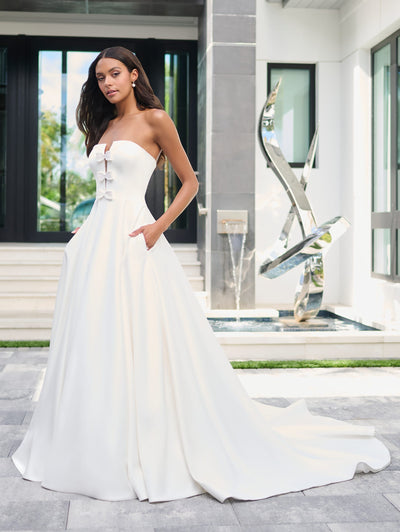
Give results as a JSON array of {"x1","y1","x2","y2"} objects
[{"x1": 0, "y1": 35, "x2": 197, "y2": 243}]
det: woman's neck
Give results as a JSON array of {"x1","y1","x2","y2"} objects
[{"x1": 114, "y1": 93, "x2": 140, "y2": 119}]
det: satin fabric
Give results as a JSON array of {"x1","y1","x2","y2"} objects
[{"x1": 12, "y1": 140, "x2": 390, "y2": 503}]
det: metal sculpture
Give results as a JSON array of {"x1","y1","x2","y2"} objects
[{"x1": 258, "y1": 79, "x2": 349, "y2": 321}]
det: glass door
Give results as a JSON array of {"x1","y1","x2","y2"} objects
[
  {"x1": 0, "y1": 36, "x2": 197, "y2": 243},
  {"x1": 37, "y1": 50, "x2": 98, "y2": 233}
]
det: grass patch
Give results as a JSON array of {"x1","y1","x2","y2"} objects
[
  {"x1": 0, "y1": 340, "x2": 50, "y2": 348},
  {"x1": 0, "y1": 343, "x2": 399, "y2": 368},
  {"x1": 230, "y1": 359, "x2": 400, "y2": 369}
]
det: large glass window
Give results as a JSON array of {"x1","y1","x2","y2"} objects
[
  {"x1": 372, "y1": 44, "x2": 391, "y2": 213},
  {"x1": 37, "y1": 50, "x2": 98, "y2": 232},
  {"x1": 0, "y1": 36, "x2": 197, "y2": 243},
  {"x1": 164, "y1": 52, "x2": 189, "y2": 230},
  {"x1": 267, "y1": 63, "x2": 315, "y2": 166},
  {"x1": 372, "y1": 31, "x2": 400, "y2": 281},
  {"x1": 0, "y1": 47, "x2": 6, "y2": 228}
]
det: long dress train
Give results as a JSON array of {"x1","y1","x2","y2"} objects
[{"x1": 12, "y1": 140, "x2": 390, "y2": 503}]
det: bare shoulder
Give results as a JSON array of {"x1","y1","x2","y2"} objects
[{"x1": 144, "y1": 108, "x2": 172, "y2": 128}]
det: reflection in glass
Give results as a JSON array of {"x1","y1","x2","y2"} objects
[
  {"x1": 37, "y1": 50, "x2": 98, "y2": 232},
  {"x1": 397, "y1": 230, "x2": 400, "y2": 276},
  {"x1": 372, "y1": 228, "x2": 391, "y2": 275},
  {"x1": 164, "y1": 52, "x2": 189, "y2": 230},
  {"x1": 372, "y1": 44, "x2": 390, "y2": 213},
  {"x1": 0, "y1": 48, "x2": 6, "y2": 227},
  {"x1": 398, "y1": 38, "x2": 400, "y2": 210},
  {"x1": 270, "y1": 67, "x2": 310, "y2": 164}
]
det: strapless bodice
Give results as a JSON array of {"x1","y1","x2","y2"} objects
[{"x1": 89, "y1": 140, "x2": 157, "y2": 203}]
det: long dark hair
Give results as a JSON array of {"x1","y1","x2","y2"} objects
[{"x1": 76, "y1": 46, "x2": 164, "y2": 164}]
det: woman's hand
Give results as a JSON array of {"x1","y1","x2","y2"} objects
[
  {"x1": 129, "y1": 221, "x2": 164, "y2": 250},
  {"x1": 71, "y1": 227, "x2": 80, "y2": 234}
]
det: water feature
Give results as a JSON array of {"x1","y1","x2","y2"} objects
[
  {"x1": 222, "y1": 219, "x2": 247, "y2": 321},
  {"x1": 208, "y1": 310, "x2": 379, "y2": 333}
]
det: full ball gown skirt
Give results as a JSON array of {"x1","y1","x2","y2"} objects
[{"x1": 12, "y1": 140, "x2": 390, "y2": 503}]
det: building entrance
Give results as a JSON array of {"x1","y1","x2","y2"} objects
[{"x1": 0, "y1": 35, "x2": 197, "y2": 243}]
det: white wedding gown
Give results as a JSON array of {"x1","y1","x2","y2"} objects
[{"x1": 12, "y1": 140, "x2": 390, "y2": 503}]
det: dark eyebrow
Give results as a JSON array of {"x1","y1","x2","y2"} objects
[{"x1": 96, "y1": 66, "x2": 122, "y2": 77}]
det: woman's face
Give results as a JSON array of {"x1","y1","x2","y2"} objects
[{"x1": 95, "y1": 57, "x2": 137, "y2": 104}]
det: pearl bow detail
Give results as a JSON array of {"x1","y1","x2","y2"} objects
[
  {"x1": 95, "y1": 151, "x2": 112, "y2": 163},
  {"x1": 96, "y1": 189, "x2": 114, "y2": 201},
  {"x1": 97, "y1": 171, "x2": 113, "y2": 182}
]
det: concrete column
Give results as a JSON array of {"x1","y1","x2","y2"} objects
[{"x1": 197, "y1": 0, "x2": 256, "y2": 309}]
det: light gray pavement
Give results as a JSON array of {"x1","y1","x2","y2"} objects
[{"x1": 1, "y1": 347, "x2": 400, "y2": 532}]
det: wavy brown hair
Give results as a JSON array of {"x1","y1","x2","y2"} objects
[{"x1": 76, "y1": 46, "x2": 165, "y2": 165}]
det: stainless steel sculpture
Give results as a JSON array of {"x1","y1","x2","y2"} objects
[{"x1": 258, "y1": 79, "x2": 349, "y2": 321}]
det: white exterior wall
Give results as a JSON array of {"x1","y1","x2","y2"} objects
[
  {"x1": 255, "y1": 1, "x2": 342, "y2": 306},
  {"x1": 255, "y1": 0, "x2": 400, "y2": 329},
  {"x1": 340, "y1": 0, "x2": 400, "y2": 329},
  {"x1": 0, "y1": 11, "x2": 198, "y2": 40}
]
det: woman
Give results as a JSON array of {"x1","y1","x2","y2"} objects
[{"x1": 11, "y1": 46, "x2": 390, "y2": 504}]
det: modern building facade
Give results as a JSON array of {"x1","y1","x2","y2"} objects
[{"x1": 0, "y1": 0, "x2": 399, "y2": 329}]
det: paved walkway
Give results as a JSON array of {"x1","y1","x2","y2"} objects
[{"x1": 1, "y1": 348, "x2": 400, "y2": 531}]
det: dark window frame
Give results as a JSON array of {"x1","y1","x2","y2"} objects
[
  {"x1": 0, "y1": 35, "x2": 197, "y2": 243},
  {"x1": 371, "y1": 29, "x2": 400, "y2": 281},
  {"x1": 267, "y1": 62, "x2": 316, "y2": 168}
]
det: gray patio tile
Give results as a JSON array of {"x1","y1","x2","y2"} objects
[
  {"x1": 0, "y1": 457, "x2": 20, "y2": 477},
  {"x1": 383, "y1": 492, "x2": 400, "y2": 511},
  {"x1": 302, "y1": 397, "x2": 400, "y2": 421},
  {"x1": 0, "y1": 399, "x2": 35, "y2": 411},
  {"x1": 328, "y1": 524, "x2": 400, "y2": 531},
  {"x1": 68, "y1": 529, "x2": 152, "y2": 532},
  {"x1": 155, "y1": 525, "x2": 330, "y2": 531},
  {"x1": 302, "y1": 471, "x2": 400, "y2": 496},
  {"x1": 22, "y1": 410, "x2": 33, "y2": 424},
  {"x1": 0, "y1": 350, "x2": 14, "y2": 359},
  {"x1": 231, "y1": 494, "x2": 400, "y2": 525},
  {"x1": 382, "y1": 432, "x2": 400, "y2": 449},
  {"x1": 254, "y1": 398, "x2": 292, "y2": 408},
  {"x1": 68, "y1": 494, "x2": 239, "y2": 529},
  {"x1": 0, "y1": 425, "x2": 25, "y2": 457},
  {"x1": 0, "y1": 476, "x2": 89, "y2": 501},
  {"x1": 9, "y1": 353, "x2": 49, "y2": 365},
  {"x1": 0, "y1": 410, "x2": 25, "y2": 424},
  {"x1": 0, "y1": 500, "x2": 68, "y2": 529}
]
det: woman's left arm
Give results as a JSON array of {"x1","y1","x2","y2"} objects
[{"x1": 129, "y1": 110, "x2": 199, "y2": 248}]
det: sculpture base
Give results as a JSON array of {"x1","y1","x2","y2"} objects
[{"x1": 280, "y1": 318, "x2": 329, "y2": 328}]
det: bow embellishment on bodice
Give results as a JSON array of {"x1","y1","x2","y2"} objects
[
  {"x1": 95, "y1": 151, "x2": 112, "y2": 163},
  {"x1": 96, "y1": 189, "x2": 114, "y2": 201},
  {"x1": 97, "y1": 171, "x2": 113, "y2": 183}
]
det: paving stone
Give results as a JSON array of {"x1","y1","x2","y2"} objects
[
  {"x1": 0, "y1": 399, "x2": 35, "y2": 411},
  {"x1": 0, "y1": 476, "x2": 89, "y2": 501},
  {"x1": 231, "y1": 494, "x2": 400, "y2": 525},
  {"x1": 383, "y1": 492, "x2": 400, "y2": 511},
  {"x1": 302, "y1": 471, "x2": 400, "y2": 496},
  {"x1": 68, "y1": 529, "x2": 152, "y2": 532},
  {"x1": 9, "y1": 353, "x2": 49, "y2": 365},
  {"x1": 0, "y1": 500, "x2": 68, "y2": 529},
  {"x1": 0, "y1": 410, "x2": 26, "y2": 424},
  {"x1": 302, "y1": 397, "x2": 400, "y2": 421},
  {"x1": 68, "y1": 494, "x2": 239, "y2": 529},
  {"x1": 0, "y1": 457, "x2": 20, "y2": 477},
  {"x1": 22, "y1": 410, "x2": 33, "y2": 424},
  {"x1": 382, "y1": 432, "x2": 400, "y2": 449},
  {"x1": 254, "y1": 398, "x2": 292, "y2": 408},
  {"x1": 0, "y1": 425, "x2": 25, "y2": 457},
  {"x1": 154, "y1": 525, "x2": 330, "y2": 531},
  {"x1": 328, "y1": 523, "x2": 400, "y2": 531},
  {"x1": 0, "y1": 350, "x2": 14, "y2": 359}
]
